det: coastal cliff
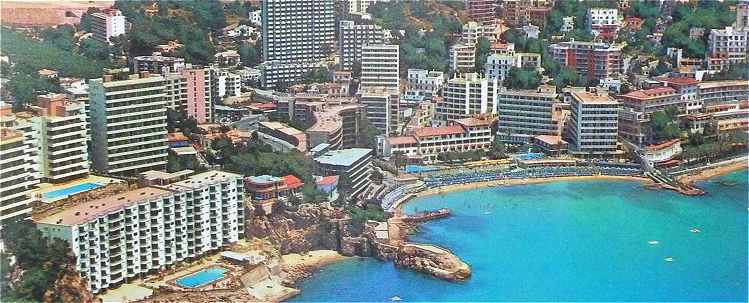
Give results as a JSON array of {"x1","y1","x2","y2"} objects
[
  {"x1": 393, "y1": 244, "x2": 471, "y2": 281},
  {"x1": 43, "y1": 263, "x2": 98, "y2": 303},
  {"x1": 246, "y1": 203, "x2": 472, "y2": 283},
  {"x1": 245, "y1": 203, "x2": 352, "y2": 254}
]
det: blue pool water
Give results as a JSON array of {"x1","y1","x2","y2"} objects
[
  {"x1": 513, "y1": 152, "x2": 546, "y2": 161},
  {"x1": 292, "y1": 169, "x2": 748, "y2": 301},
  {"x1": 404, "y1": 165, "x2": 440, "y2": 174},
  {"x1": 42, "y1": 182, "x2": 101, "y2": 200},
  {"x1": 175, "y1": 267, "x2": 228, "y2": 288}
]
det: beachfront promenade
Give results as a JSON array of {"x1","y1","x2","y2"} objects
[{"x1": 380, "y1": 161, "x2": 643, "y2": 211}]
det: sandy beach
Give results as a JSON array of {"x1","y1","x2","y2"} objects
[
  {"x1": 280, "y1": 250, "x2": 349, "y2": 284},
  {"x1": 677, "y1": 159, "x2": 748, "y2": 184},
  {"x1": 392, "y1": 175, "x2": 653, "y2": 210}
]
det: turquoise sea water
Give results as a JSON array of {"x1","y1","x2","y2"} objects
[{"x1": 292, "y1": 170, "x2": 748, "y2": 302}]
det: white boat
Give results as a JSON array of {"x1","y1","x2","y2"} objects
[
  {"x1": 664, "y1": 257, "x2": 674, "y2": 262},
  {"x1": 690, "y1": 228, "x2": 701, "y2": 233},
  {"x1": 648, "y1": 240, "x2": 659, "y2": 245},
  {"x1": 391, "y1": 296, "x2": 402, "y2": 301}
]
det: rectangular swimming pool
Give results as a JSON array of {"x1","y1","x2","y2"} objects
[
  {"x1": 42, "y1": 182, "x2": 101, "y2": 200},
  {"x1": 175, "y1": 267, "x2": 228, "y2": 288}
]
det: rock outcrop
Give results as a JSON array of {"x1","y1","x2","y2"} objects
[
  {"x1": 393, "y1": 244, "x2": 471, "y2": 281},
  {"x1": 245, "y1": 203, "x2": 351, "y2": 254},
  {"x1": 43, "y1": 263, "x2": 98, "y2": 303}
]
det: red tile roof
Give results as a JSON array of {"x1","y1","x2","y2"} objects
[
  {"x1": 316, "y1": 175, "x2": 339, "y2": 186},
  {"x1": 646, "y1": 139, "x2": 680, "y2": 151},
  {"x1": 661, "y1": 77, "x2": 699, "y2": 86},
  {"x1": 453, "y1": 117, "x2": 494, "y2": 127},
  {"x1": 282, "y1": 175, "x2": 304, "y2": 189},
  {"x1": 413, "y1": 125, "x2": 465, "y2": 138},
  {"x1": 620, "y1": 87, "x2": 676, "y2": 100},
  {"x1": 388, "y1": 136, "x2": 418, "y2": 145}
]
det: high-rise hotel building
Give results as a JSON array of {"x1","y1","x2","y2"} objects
[
  {"x1": 260, "y1": 0, "x2": 335, "y2": 88},
  {"x1": 36, "y1": 170, "x2": 245, "y2": 293},
  {"x1": 360, "y1": 44, "x2": 400, "y2": 135},
  {"x1": 549, "y1": 40, "x2": 623, "y2": 82},
  {"x1": 566, "y1": 89, "x2": 621, "y2": 158},
  {"x1": 496, "y1": 86, "x2": 559, "y2": 143},
  {"x1": 339, "y1": 20, "x2": 386, "y2": 70},
  {"x1": 437, "y1": 73, "x2": 500, "y2": 122},
  {"x1": 31, "y1": 94, "x2": 89, "y2": 183},
  {"x1": 88, "y1": 69, "x2": 168, "y2": 176},
  {"x1": 0, "y1": 127, "x2": 39, "y2": 225}
]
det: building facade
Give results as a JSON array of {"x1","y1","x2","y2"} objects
[
  {"x1": 36, "y1": 171, "x2": 245, "y2": 293},
  {"x1": 437, "y1": 73, "x2": 499, "y2": 121},
  {"x1": 449, "y1": 43, "x2": 477, "y2": 73},
  {"x1": 90, "y1": 9, "x2": 126, "y2": 44},
  {"x1": 339, "y1": 20, "x2": 385, "y2": 70},
  {"x1": 261, "y1": 0, "x2": 335, "y2": 88},
  {"x1": 0, "y1": 127, "x2": 38, "y2": 225},
  {"x1": 31, "y1": 94, "x2": 89, "y2": 183},
  {"x1": 88, "y1": 70, "x2": 168, "y2": 176},
  {"x1": 132, "y1": 53, "x2": 186, "y2": 75},
  {"x1": 549, "y1": 41, "x2": 624, "y2": 82},
  {"x1": 566, "y1": 89, "x2": 621, "y2": 158},
  {"x1": 383, "y1": 117, "x2": 494, "y2": 162},
  {"x1": 496, "y1": 86, "x2": 559, "y2": 143},
  {"x1": 313, "y1": 148, "x2": 373, "y2": 198}
]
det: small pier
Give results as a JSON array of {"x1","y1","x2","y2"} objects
[
  {"x1": 646, "y1": 170, "x2": 705, "y2": 196},
  {"x1": 402, "y1": 208, "x2": 450, "y2": 223}
]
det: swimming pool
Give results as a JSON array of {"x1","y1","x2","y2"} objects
[
  {"x1": 42, "y1": 182, "x2": 101, "y2": 200},
  {"x1": 175, "y1": 267, "x2": 228, "y2": 288},
  {"x1": 404, "y1": 165, "x2": 440, "y2": 174},
  {"x1": 513, "y1": 152, "x2": 546, "y2": 161}
]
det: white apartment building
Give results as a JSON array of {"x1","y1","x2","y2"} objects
[
  {"x1": 360, "y1": 88, "x2": 393, "y2": 136},
  {"x1": 586, "y1": 8, "x2": 619, "y2": 37},
  {"x1": 348, "y1": 0, "x2": 390, "y2": 15},
  {"x1": 561, "y1": 16, "x2": 574, "y2": 32},
  {"x1": 90, "y1": 9, "x2": 127, "y2": 44},
  {"x1": 261, "y1": 0, "x2": 335, "y2": 88},
  {"x1": 260, "y1": 61, "x2": 327, "y2": 89},
  {"x1": 566, "y1": 89, "x2": 621, "y2": 158},
  {"x1": 250, "y1": 10, "x2": 262, "y2": 27},
  {"x1": 406, "y1": 69, "x2": 445, "y2": 97},
  {"x1": 360, "y1": 44, "x2": 400, "y2": 135},
  {"x1": 339, "y1": 20, "x2": 386, "y2": 70},
  {"x1": 360, "y1": 44, "x2": 400, "y2": 93},
  {"x1": 437, "y1": 73, "x2": 499, "y2": 121},
  {"x1": 132, "y1": 53, "x2": 186, "y2": 76},
  {"x1": 0, "y1": 126, "x2": 39, "y2": 225},
  {"x1": 496, "y1": 86, "x2": 559, "y2": 143},
  {"x1": 88, "y1": 70, "x2": 168, "y2": 176},
  {"x1": 698, "y1": 80, "x2": 749, "y2": 107},
  {"x1": 164, "y1": 73, "x2": 187, "y2": 111},
  {"x1": 36, "y1": 170, "x2": 245, "y2": 293},
  {"x1": 450, "y1": 43, "x2": 477, "y2": 72},
  {"x1": 210, "y1": 68, "x2": 242, "y2": 103},
  {"x1": 31, "y1": 94, "x2": 89, "y2": 183},
  {"x1": 484, "y1": 52, "x2": 544, "y2": 82},
  {"x1": 707, "y1": 26, "x2": 748, "y2": 65},
  {"x1": 383, "y1": 117, "x2": 494, "y2": 162},
  {"x1": 586, "y1": 8, "x2": 618, "y2": 29},
  {"x1": 313, "y1": 148, "x2": 373, "y2": 198},
  {"x1": 461, "y1": 21, "x2": 488, "y2": 45}
]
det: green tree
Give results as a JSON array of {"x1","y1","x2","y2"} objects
[
  {"x1": 474, "y1": 37, "x2": 491, "y2": 71},
  {"x1": 239, "y1": 42, "x2": 260, "y2": 67},
  {"x1": 504, "y1": 66, "x2": 541, "y2": 89}
]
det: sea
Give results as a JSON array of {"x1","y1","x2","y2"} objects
[{"x1": 291, "y1": 170, "x2": 749, "y2": 302}]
